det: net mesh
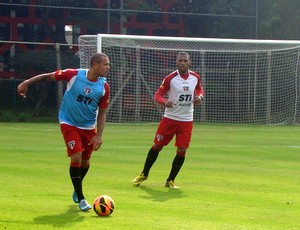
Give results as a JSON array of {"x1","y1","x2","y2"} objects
[{"x1": 78, "y1": 34, "x2": 300, "y2": 124}]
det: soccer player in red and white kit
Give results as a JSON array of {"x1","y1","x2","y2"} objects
[
  {"x1": 17, "y1": 53, "x2": 110, "y2": 211},
  {"x1": 132, "y1": 51, "x2": 204, "y2": 188}
]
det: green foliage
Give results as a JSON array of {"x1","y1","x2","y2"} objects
[
  {"x1": 0, "y1": 109, "x2": 32, "y2": 122},
  {"x1": 0, "y1": 110, "x2": 16, "y2": 122},
  {"x1": 0, "y1": 109, "x2": 57, "y2": 122},
  {"x1": 17, "y1": 111, "x2": 31, "y2": 122},
  {"x1": 11, "y1": 51, "x2": 57, "y2": 77},
  {"x1": 0, "y1": 123, "x2": 299, "y2": 229},
  {"x1": 258, "y1": 0, "x2": 300, "y2": 39}
]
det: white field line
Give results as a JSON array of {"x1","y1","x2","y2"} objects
[
  {"x1": 3, "y1": 145, "x2": 300, "y2": 151},
  {"x1": 104, "y1": 145, "x2": 300, "y2": 149},
  {"x1": 191, "y1": 145, "x2": 300, "y2": 149}
]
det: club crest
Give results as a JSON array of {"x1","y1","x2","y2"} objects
[
  {"x1": 68, "y1": 140, "x2": 75, "y2": 149},
  {"x1": 183, "y1": 86, "x2": 189, "y2": 91},
  {"x1": 156, "y1": 134, "x2": 164, "y2": 141},
  {"x1": 84, "y1": 87, "x2": 92, "y2": 95}
]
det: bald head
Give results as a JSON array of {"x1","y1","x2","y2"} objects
[{"x1": 90, "y1": 53, "x2": 109, "y2": 67}]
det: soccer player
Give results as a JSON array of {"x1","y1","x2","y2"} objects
[
  {"x1": 17, "y1": 53, "x2": 110, "y2": 211},
  {"x1": 132, "y1": 51, "x2": 204, "y2": 189}
]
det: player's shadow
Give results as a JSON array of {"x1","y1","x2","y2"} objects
[
  {"x1": 138, "y1": 186, "x2": 185, "y2": 202},
  {"x1": 33, "y1": 205, "x2": 85, "y2": 228}
]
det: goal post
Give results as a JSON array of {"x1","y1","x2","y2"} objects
[{"x1": 78, "y1": 34, "x2": 300, "y2": 124}]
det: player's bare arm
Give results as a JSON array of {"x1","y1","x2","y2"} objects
[
  {"x1": 193, "y1": 95, "x2": 203, "y2": 105},
  {"x1": 17, "y1": 72, "x2": 56, "y2": 98},
  {"x1": 90, "y1": 108, "x2": 107, "y2": 151}
]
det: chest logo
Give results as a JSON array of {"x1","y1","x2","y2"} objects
[
  {"x1": 183, "y1": 86, "x2": 189, "y2": 91},
  {"x1": 84, "y1": 87, "x2": 92, "y2": 95}
]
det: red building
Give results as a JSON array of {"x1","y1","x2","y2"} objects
[{"x1": 0, "y1": 0, "x2": 185, "y2": 78}]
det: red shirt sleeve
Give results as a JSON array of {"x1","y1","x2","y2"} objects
[
  {"x1": 190, "y1": 71, "x2": 204, "y2": 97},
  {"x1": 99, "y1": 82, "x2": 110, "y2": 109},
  {"x1": 54, "y1": 69, "x2": 78, "y2": 81},
  {"x1": 154, "y1": 72, "x2": 175, "y2": 104},
  {"x1": 195, "y1": 84, "x2": 204, "y2": 97}
]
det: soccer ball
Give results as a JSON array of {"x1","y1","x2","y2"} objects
[{"x1": 93, "y1": 195, "x2": 115, "y2": 216}]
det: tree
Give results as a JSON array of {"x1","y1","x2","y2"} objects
[
  {"x1": 175, "y1": 0, "x2": 257, "y2": 38},
  {"x1": 258, "y1": 0, "x2": 300, "y2": 40}
]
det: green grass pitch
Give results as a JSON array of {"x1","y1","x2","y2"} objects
[{"x1": 0, "y1": 122, "x2": 299, "y2": 230}]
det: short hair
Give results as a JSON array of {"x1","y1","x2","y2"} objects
[
  {"x1": 177, "y1": 51, "x2": 190, "y2": 60},
  {"x1": 90, "y1": 53, "x2": 108, "y2": 67}
]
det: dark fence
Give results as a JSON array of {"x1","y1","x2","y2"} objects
[{"x1": 0, "y1": 41, "x2": 79, "y2": 121}]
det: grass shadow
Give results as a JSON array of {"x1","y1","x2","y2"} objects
[
  {"x1": 137, "y1": 186, "x2": 186, "y2": 202},
  {"x1": 33, "y1": 205, "x2": 86, "y2": 228}
]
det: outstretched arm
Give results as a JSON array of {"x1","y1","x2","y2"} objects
[{"x1": 17, "y1": 72, "x2": 56, "y2": 98}]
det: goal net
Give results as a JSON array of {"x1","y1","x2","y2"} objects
[{"x1": 78, "y1": 34, "x2": 300, "y2": 124}]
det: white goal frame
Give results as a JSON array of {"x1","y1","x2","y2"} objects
[{"x1": 79, "y1": 34, "x2": 300, "y2": 124}]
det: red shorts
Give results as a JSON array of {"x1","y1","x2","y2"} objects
[
  {"x1": 154, "y1": 117, "x2": 193, "y2": 149},
  {"x1": 60, "y1": 124, "x2": 96, "y2": 160}
]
